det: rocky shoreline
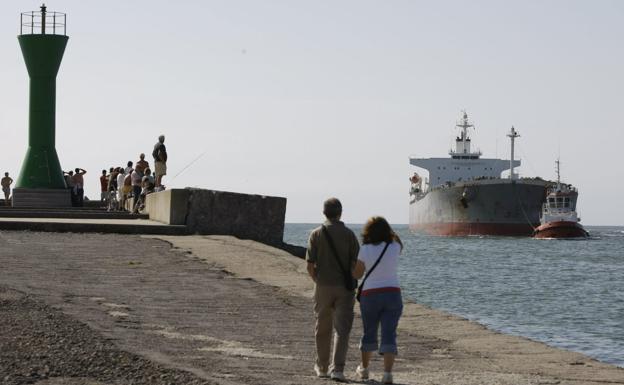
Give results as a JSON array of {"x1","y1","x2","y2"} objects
[{"x1": 0, "y1": 287, "x2": 214, "y2": 385}]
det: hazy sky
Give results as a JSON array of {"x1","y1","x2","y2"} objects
[{"x1": 1, "y1": 1, "x2": 622, "y2": 225}]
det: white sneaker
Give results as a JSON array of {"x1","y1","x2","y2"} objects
[
  {"x1": 355, "y1": 365, "x2": 369, "y2": 380},
  {"x1": 382, "y1": 371, "x2": 393, "y2": 384},
  {"x1": 330, "y1": 371, "x2": 346, "y2": 382},
  {"x1": 314, "y1": 364, "x2": 329, "y2": 378}
]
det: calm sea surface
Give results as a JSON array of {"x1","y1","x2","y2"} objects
[{"x1": 284, "y1": 224, "x2": 624, "y2": 367}]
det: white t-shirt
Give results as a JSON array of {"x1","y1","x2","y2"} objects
[
  {"x1": 117, "y1": 173, "x2": 126, "y2": 190},
  {"x1": 357, "y1": 241, "x2": 401, "y2": 291},
  {"x1": 131, "y1": 171, "x2": 142, "y2": 187}
]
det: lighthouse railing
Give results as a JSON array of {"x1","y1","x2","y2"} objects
[{"x1": 20, "y1": 10, "x2": 66, "y2": 36}]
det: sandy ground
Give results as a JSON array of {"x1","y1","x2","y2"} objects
[{"x1": 0, "y1": 231, "x2": 623, "y2": 385}]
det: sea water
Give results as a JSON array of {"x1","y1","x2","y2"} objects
[{"x1": 284, "y1": 224, "x2": 624, "y2": 367}]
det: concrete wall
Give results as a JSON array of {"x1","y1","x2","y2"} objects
[
  {"x1": 144, "y1": 188, "x2": 287, "y2": 245},
  {"x1": 144, "y1": 189, "x2": 189, "y2": 225}
]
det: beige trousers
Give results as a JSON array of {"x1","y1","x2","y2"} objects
[{"x1": 314, "y1": 284, "x2": 355, "y2": 373}]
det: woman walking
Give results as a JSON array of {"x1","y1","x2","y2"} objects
[{"x1": 352, "y1": 216, "x2": 403, "y2": 384}]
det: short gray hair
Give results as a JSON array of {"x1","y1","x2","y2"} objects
[{"x1": 323, "y1": 197, "x2": 342, "y2": 220}]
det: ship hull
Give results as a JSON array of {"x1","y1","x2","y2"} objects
[
  {"x1": 533, "y1": 221, "x2": 589, "y2": 239},
  {"x1": 409, "y1": 179, "x2": 550, "y2": 236}
]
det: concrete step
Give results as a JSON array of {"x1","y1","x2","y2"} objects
[
  {"x1": 83, "y1": 200, "x2": 108, "y2": 208},
  {"x1": 1, "y1": 202, "x2": 107, "y2": 210},
  {"x1": 0, "y1": 210, "x2": 149, "y2": 220},
  {"x1": 0, "y1": 217, "x2": 188, "y2": 235},
  {"x1": 0, "y1": 205, "x2": 111, "y2": 212}
]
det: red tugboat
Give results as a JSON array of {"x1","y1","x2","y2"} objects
[{"x1": 533, "y1": 160, "x2": 589, "y2": 239}]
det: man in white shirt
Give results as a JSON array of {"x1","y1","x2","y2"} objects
[{"x1": 116, "y1": 169, "x2": 126, "y2": 202}]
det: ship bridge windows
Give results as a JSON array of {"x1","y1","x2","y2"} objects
[{"x1": 548, "y1": 197, "x2": 571, "y2": 209}]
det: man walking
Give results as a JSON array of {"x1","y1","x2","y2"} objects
[
  {"x1": 306, "y1": 198, "x2": 360, "y2": 381},
  {"x1": 152, "y1": 134, "x2": 167, "y2": 189},
  {"x1": 1, "y1": 172, "x2": 13, "y2": 206}
]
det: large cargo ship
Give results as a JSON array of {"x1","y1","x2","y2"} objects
[{"x1": 409, "y1": 112, "x2": 553, "y2": 236}]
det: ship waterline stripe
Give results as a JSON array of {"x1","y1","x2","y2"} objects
[{"x1": 409, "y1": 222, "x2": 535, "y2": 236}]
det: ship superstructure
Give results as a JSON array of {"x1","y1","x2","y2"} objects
[
  {"x1": 411, "y1": 113, "x2": 518, "y2": 191},
  {"x1": 409, "y1": 112, "x2": 552, "y2": 236}
]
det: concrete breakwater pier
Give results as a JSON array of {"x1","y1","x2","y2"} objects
[
  {"x1": 0, "y1": 188, "x2": 305, "y2": 257},
  {"x1": 1, "y1": 231, "x2": 624, "y2": 385}
]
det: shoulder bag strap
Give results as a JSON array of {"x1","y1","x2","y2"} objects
[
  {"x1": 359, "y1": 242, "x2": 391, "y2": 290},
  {"x1": 321, "y1": 225, "x2": 351, "y2": 277}
]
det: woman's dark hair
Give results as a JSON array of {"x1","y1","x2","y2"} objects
[{"x1": 361, "y1": 216, "x2": 403, "y2": 249}]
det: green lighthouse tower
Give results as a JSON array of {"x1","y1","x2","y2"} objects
[{"x1": 13, "y1": 4, "x2": 71, "y2": 207}]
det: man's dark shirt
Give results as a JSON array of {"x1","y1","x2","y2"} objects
[{"x1": 153, "y1": 142, "x2": 167, "y2": 162}]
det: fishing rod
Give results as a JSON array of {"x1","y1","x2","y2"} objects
[{"x1": 168, "y1": 150, "x2": 208, "y2": 184}]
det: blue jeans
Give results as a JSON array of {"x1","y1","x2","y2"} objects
[{"x1": 359, "y1": 290, "x2": 403, "y2": 355}]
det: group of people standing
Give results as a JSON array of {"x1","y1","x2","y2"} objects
[
  {"x1": 0, "y1": 135, "x2": 167, "y2": 210},
  {"x1": 307, "y1": 198, "x2": 403, "y2": 384},
  {"x1": 63, "y1": 168, "x2": 87, "y2": 207},
  {"x1": 0, "y1": 170, "x2": 88, "y2": 207},
  {"x1": 99, "y1": 135, "x2": 168, "y2": 213}
]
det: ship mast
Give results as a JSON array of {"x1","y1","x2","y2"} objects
[
  {"x1": 449, "y1": 111, "x2": 482, "y2": 158},
  {"x1": 456, "y1": 111, "x2": 473, "y2": 153},
  {"x1": 555, "y1": 158, "x2": 561, "y2": 190},
  {"x1": 508, "y1": 126, "x2": 520, "y2": 180}
]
